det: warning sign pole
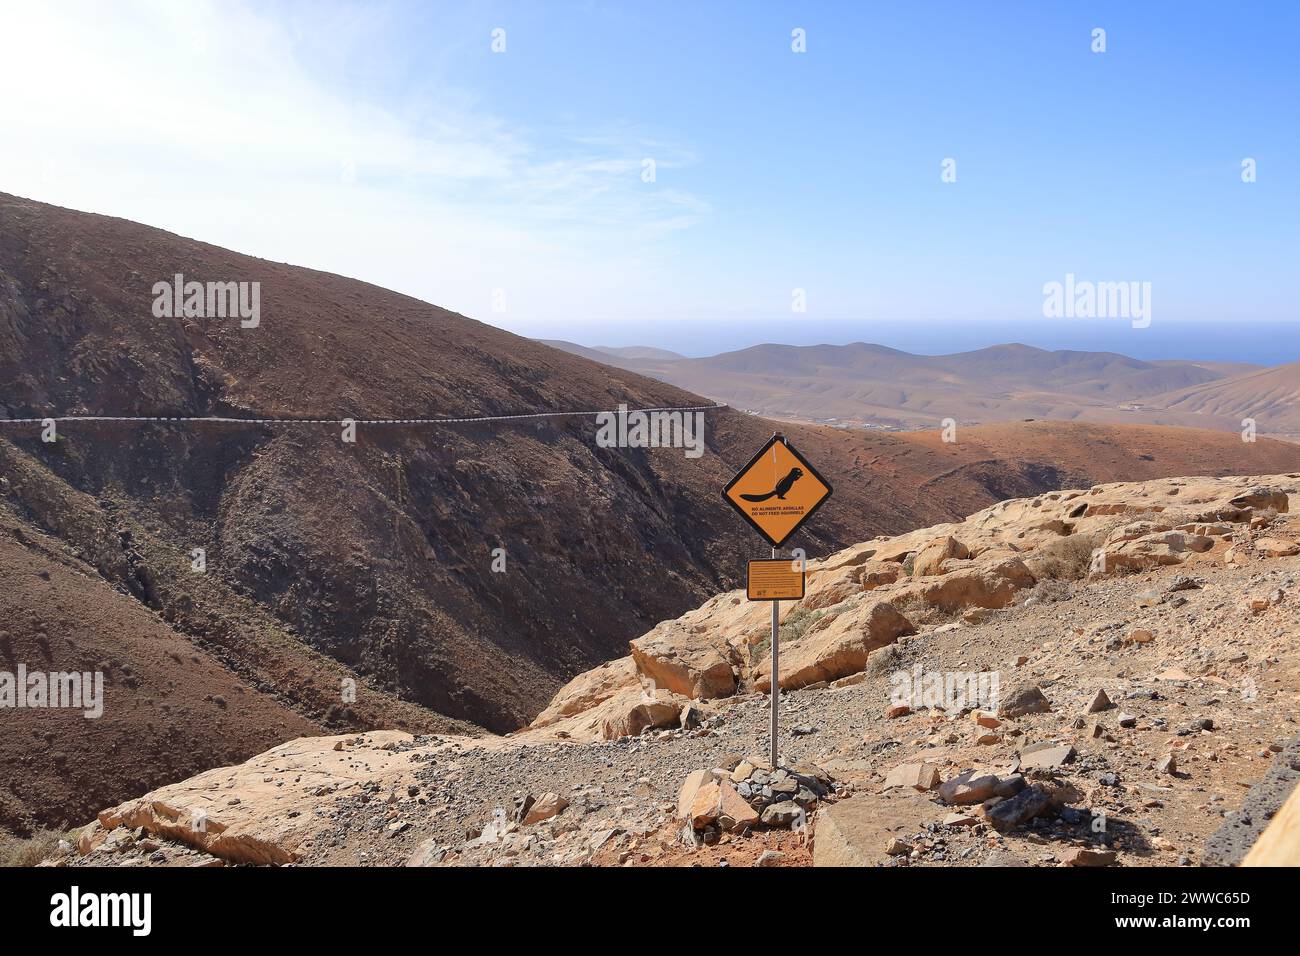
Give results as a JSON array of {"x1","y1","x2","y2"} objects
[
  {"x1": 769, "y1": 545, "x2": 779, "y2": 770},
  {"x1": 723, "y1": 432, "x2": 830, "y2": 773}
]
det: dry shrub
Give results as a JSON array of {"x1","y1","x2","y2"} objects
[
  {"x1": 0, "y1": 828, "x2": 68, "y2": 867},
  {"x1": 1026, "y1": 531, "x2": 1103, "y2": 581}
]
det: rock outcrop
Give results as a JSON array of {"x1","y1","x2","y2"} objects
[{"x1": 534, "y1": 474, "x2": 1298, "y2": 740}]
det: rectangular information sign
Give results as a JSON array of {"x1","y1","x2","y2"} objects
[{"x1": 746, "y1": 559, "x2": 806, "y2": 601}]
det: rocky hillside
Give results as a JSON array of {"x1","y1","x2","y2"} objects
[
  {"x1": 53, "y1": 473, "x2": 1300, "y2": 868},
  {"x1": 8, "y1": 193, "x2": 1300, "y2": 838}
]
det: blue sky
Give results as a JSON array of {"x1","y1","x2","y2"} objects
[{"x1": 1, "y1": 1, "x2": 1296, "y2": 361}]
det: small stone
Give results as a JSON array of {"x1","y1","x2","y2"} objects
[
  {"x1": 760, "y1": 801, "x2": 802, "y2": 827},
  {"x1": 986, "y1": 784, "x2": 1052, "y2": 831},
  {"x1": 1019, "y1": 743, "x2": 1075, "y2": 770},
  {"x1": 1086, "y1": 689, "x2": 1113, "y2": 713},
  {"x1": 1128, "y1": 628, "x2": 1155, "y2": 644},
  {"x1": 885, "y1": 704, "x2": 912, "y2": 719},
  {"x1": 882, "y1": 762, "x2": 942, "y2": 792},
  {"x1": 1061, "y1": 847, "x2": 1117, "y2": 867},
  {"x1": 716, "y1": 782, "x2": 760, "y2": 833},
  {"x1": 999, "y1": 684, "x2": 1052, "y2": 717},
  {"x1": 523, "y1": 792, "x2": 569, "y2": 825},
  {"x1": 1118, "y1": 712, "x2": 1137, "y2": 728},
  {"x1": 885, "y1": 837, "x2": 912, "y2": 856},
  {"x1": 756, "y1": 850, "x2": 785, "y2": 867},
  {"x1": 938, "y1": 771, "x2": 1000, "y2": 805},
  {"x1": 1156, "y1": 753, "x2": 1177, "y2": 776}
]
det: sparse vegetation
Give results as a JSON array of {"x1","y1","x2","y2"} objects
[
  {"x1": 0, "y1": 828, "x2": 70, "y2": 867},
  {"x1": 779, "y1": 607, "x2": 824, "y2": 645},
  {"x1": 1026, "y1": 531, "x2": 1102, "y2": 581}
]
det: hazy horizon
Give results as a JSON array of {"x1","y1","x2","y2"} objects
[{"x1": 534, "y1": 319, "x2": 1300, "y2": 367}]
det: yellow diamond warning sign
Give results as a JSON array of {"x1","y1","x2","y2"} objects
[{"x1": 722, "y1": 434, "x2": 832, "y2": 549}]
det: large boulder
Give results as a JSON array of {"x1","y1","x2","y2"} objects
[
  {"x1": 799, "y1": 566, "x2": 863, "y2": 611},
  {"x1": 528, "y1": 656, "x2": 638, "y2": 729},
  {"x1": 916, "y1": 557, "x2": 1036, "y2": 612},
  {"x1": 860, "y1": 560, "x2": 906, "y2": 590},
  {"x1": 525, "y1": 685, "x2": 692, "y2": 742},
  {"x1": 597, "y1": 688, "x2": 691, "y2": 740},
  {"x1": 1228, "y1": 486, "x2": 1290, "y2": 514},
  {"x1": 912, "y1": 536, "x2": 970, "y2": 577},
  {"x1": 92, "y1": 731, "x2": 422, "y2": 866},
  {"x1": 753, "y1": 596, "x2": 914, "y2": 692},
  {"x1": 999, "y1": 683, "x2": 1052, "y2": 717},
  {"x1": 1094, "y1": 529, "x2": 1211, "y2": 574},
  {"x1": 812, "y1": 796, "x2": 886, "y2": 866},
  {"x1": 630, "y1": 623, "x2": 738, "y2": 699}
]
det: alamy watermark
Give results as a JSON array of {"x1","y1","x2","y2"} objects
[
  {"x1": 50, "y1": 886, "x2": 151, "y2": 936},
  {"x1": 595, "y1": 403, "x2": 705, "y2": 459},
  {"x1": 1042, "y1": 273, "x2": 1151, "y2": 328},
  {"x1": 1, "y1": 665, "x2": 104, "y2": 718},
  {"x1": 152, "y1": 273, "x2": 260, "y2": 328},
  {"x1": 890, "y1": 665, "x2": 1000, "y2": 712}
]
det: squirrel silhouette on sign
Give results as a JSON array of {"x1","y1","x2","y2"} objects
[{"x1": 740, "y1": 467, "x2": 803, "y2": 502}]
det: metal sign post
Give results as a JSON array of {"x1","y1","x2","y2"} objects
[
  {"x1": 723, "y1": 433, "x2": 831, "y2": 774},
  {"x1": 770, "y1": 545, "x2": 779, "y2": 770}
]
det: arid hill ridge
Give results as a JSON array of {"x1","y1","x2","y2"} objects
[{"x1": 544, "y1": 339, "x2": 1300, "y2": 435}]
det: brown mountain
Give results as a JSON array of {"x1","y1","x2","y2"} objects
[
  {"x1": 545, "y1": 340, "x2": 1292, "y2": 434},
  {"x1": 1149, "y1": 362, "x2": 1300, "y2": 434},
  {"x1": 2, "y1": 192, "x2": 1298, "y2": 833}
]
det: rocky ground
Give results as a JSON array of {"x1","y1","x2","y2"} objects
[{"x1": 44, "y1": 474, "x2": 1300, "y2": 868}]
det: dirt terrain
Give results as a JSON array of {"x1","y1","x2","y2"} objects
[
  {"x1": 52, "y1": 473, "x2": 1300, "y2": 868},
  {"x1": 6, "y1": 193, "x2": 1299, "y2": 838}
]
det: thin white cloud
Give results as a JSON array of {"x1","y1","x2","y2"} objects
[{"x1": 0, "y1": 0, "x2": 707, "y2": 327}]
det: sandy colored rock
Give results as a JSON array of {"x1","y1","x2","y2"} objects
[
  {"x1": 913, "y1": 536, "x2": 970, "y2": 577},
  {"x1": 523, "y1": 792, "x2": 569, "y2": 825},
  {"x1": 677, "y1": 769, "x2": 713, "y2": 820},
  {"x1": 800, "y1": 566, "x2": 864, "y2": 611},
  {"x1": 861, "y1": 561, "x2": 905, "y2": 590},
  {"x1": 1256, "y1": 537, "x2": 1300, "y2": 557},
  {"x1": 687, "y1": 782, "x2": 722, "y2": 829},
  {"x1": 914, "y1": 557, "x2": 1036, "y2": 612},
  {"x1": 1061, "y1": 847, "x2": 1117, "y2": 867},
  {"x1": 597, "y1": 688, "x2": 692, "y2": 740},
  {"x1": 717, "y1": 782, "x2": 760, "y2": 833},
  {"x1": 882, "y1": 762, "x2": 941, "y2": 792},
  {"x1": 1086, "y1": 689, "x2": 1113, "y2": 713},
  {"x1": 812, "y1": 797, "x2": 878, "y2": 866},
  {"x1": 939, "y1": 771, "x2": 1000, "y2": 805},
  {"x1": 529, "y1": 656, "x2": 639, "y2": 729},
  {"x1": 94, "y1": 731, "x2": 424, "y2": 866},
  {"x1": 631, "y1": 624, "x2": 738, "y2": 699},
  {"x1": 753, "y1": 596, "x2": 914, "y2": 692}
]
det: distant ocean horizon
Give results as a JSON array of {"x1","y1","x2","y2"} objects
[{"x1": 528, "y1": 320, "x2": 1300, "y2": 367}]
